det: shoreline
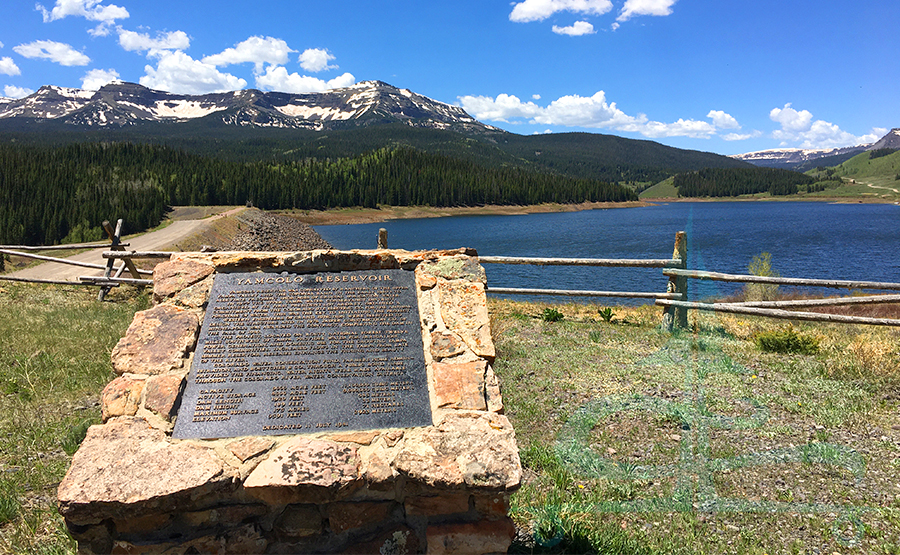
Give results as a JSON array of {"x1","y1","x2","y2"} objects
[
  {"x1": 282, "y1": 200, "x2": 652, "y2": 226},
  {"x1": 284, "y1": 195, "x2": 897, "y2": 226}
]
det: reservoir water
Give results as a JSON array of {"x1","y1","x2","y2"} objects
[{"x1": 314, "y1": 201, "x2": 900, "y2": 303}]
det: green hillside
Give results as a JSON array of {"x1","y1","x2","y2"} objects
[{"x1": 805, "y1": 149, "x2": 900, "y2": 200}]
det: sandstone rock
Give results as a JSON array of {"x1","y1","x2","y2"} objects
[
  {"x1": 274, "y1": 504, "x2": 323, "y2": 537},
  {"x1": 152, "y1": 259, "x2": 214, "y2": 301},
  {"x1": 426, "y1": 519, "x2": 515, "y2": 555},
  {"x1": 244, "y1": 437, "x2": 361, "y2": 505},
  {"x1": 326, "y1": 501, "x2": 397, "y2": 534},
  {"x1": 404, "y1": 493, "x2": 470, "y2": 517},
  {"x1": 430, "y1": 331, "x2": 466, "y2": 360},
  {"x1": 484, "y1": 364, "x2": 504, "y2": 414},
  {"x1": 360, "y1": 445, "x2": 395, "y2": 490},
  {"x1": 101, "y1": 376, "x2": 145, "y2": 422},
  {"x1": 111, "y1": 305, "x2": 199, "y2": 375},
  {"x1": 327, "y1": 431, "x2": 379, "y2": 445},
  {"x1": 473, "y1": 494, "x2": 511, "y2": 521},
  {"x1": 340, "y1": 525, "x2": 420, "y2": 555},
  {"x1": 227, "y1": 437, "x2": 275, "y2": 462},
  {"x1": 433, "y1": 360, "x2": 487, "y2": 410},
  {"x1": 395, "y1": 412, "x2": 522, "y2": 492},
  {"x1": 419, "y1": 257, "x2": 486, "y2": 283},
  {"x1": 438, "y1": 281, "x2": 495, "y2": 360},
  {"x1": 58, "y1": 419, "x2": 231, "y2": 525},
  {"x1": 143, "y1": 373, "x2": 185, "y2": 420},
  {"x1": 171, "y1": 275, "x2": 213, "y2": 309}
]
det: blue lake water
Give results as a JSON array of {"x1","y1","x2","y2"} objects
[{"x1": 314, "y1": 202, "x2": 900, "y2": 303}]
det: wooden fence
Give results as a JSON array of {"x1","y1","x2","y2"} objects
[
  {"x1": 477, "y1": 230, "x2": 900, "y2": 328},
  {"x1": 0, "y1": 219, "x2": 154, "y2": 299}
]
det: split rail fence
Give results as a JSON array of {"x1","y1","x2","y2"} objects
[
  {"x1": 478, "y1": 230, "x2": 900, "y2": 328},
  {"x1": 0, "y1": 219, "x2": 155, "y2": 300},
  {"x1": 3, "y1": 224, "x2": 899, "y2": 327}
]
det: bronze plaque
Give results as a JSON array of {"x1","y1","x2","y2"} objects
[{"x1": 173, "y1": 269, "x2": 432, "y2": 439}]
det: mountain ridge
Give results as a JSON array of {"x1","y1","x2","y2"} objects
[{"x1": 0, "y1": 80, "x2": 497, "y2": 134}]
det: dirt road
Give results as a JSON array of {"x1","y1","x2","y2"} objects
[{"x1": 7, "y1": 208, "x2": 244, "y2": 282}]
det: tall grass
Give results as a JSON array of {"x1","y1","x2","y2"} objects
[{"x1": 0, "y1": 283, "x2": 148, "y2": 554}]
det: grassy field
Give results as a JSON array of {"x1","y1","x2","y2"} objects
[
  {"x1": 0, "y1": 283, "x2": 898, "y2": 554},
  {"x1": 0, "y1": 283, "x2": 149, "y2": 554},
  {"x1": 492, "y1": 300, "x2": 900, "y2": 554}
]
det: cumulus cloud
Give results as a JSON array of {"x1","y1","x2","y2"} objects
[
  {"x1": 510, "y1": 0, "x2": 613, "y2": 22},
  {"x1": 617, "y1": 0, "x2": 678, "y2": 22},
  {"x1": 37, "y1": 0, "x2": 129, "y2": 23},
  {"x1": 706, "y1": 110, "x2": 740, "y2": 130},
  {"x1": 0, "y1": 57, "x2": 21, "y2": 76},
  {"x1": 722, "y1": 131, "x2": 763, "y2": 141},
  {"x1": 203, "y1": 36, "x2": 293, "y2": 73},
  {"x1": 770, "y1": 103, "x2": 879, "y2": 148},
  {"x1": 255, "y1": 66, "x2": 355, "y2": 93},
  {"x1": 81, "y1": 68, "x2": 120, "y2": 90},
  {"x1": 460, "y1": 91, "x2": 750, "y2": 139},
  {"x1": 552, "y1": 21, "x2": 596, "y2": 35},
  {"x1": 140, "y1": 50, "x2": 247, "y2": 94},
  {"x1": 4, "y1": 85, "x2": 34, "y2": 98},
  {"x1": 118, "y1": 29, "x2": 191, "y2": 53},
  {"x1": 13, "y1": 40, "x2": 90, "y2": 66},
  {"x1": 298, "y1": 48, "x2": 337, "y2": 72}
]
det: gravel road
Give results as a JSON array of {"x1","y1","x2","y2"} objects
[{"x1": 6, "y1": 207, "x2": 330, "y2": 282}]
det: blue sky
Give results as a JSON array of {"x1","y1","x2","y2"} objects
[{"x1": 1, "y1": 0, "x2": 898, "y2": 155}]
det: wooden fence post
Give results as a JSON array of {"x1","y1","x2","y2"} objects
[
  {"x1": 663, "y1": 231, "x2": 688, "y2": 330},
  {"x1": 378, "y1": 228, "x2": 388, "y2": 249}
]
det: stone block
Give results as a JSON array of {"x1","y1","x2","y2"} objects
[
  {"x1": 404, "y1": 493, "x2": 471, "y2": 517},
  {"x1": 396, "y1": 412, "x2": 522, "y2": 492},
  {"x1": 341, "y1": 526, "x2": 421, "y2": 555},
  {"x1": 152, "y1": 259, "x2": 214, "y2": 301},
  {"x1": 326, "y1": 501, "x2": 397, "y2": 534},
  {"x1": 111, "y1": 305, "x2": 199, "y2": 376},
  {"x1": 244, "y1": 437, "x2": 361, "y2": 505},
  {"x1": 227, "y1": 437, "x2": 275, "y2": 462},
  {"x1": 430, "y1": 331, "x2": 466, "y2": 360},
  {"x1": 473, "y1": 494, "x2": 510, "y2": 521},
  {"x1": 438, "y1": 281, "x2": 495, "y2": 360},
  {"x1": 433, "y1": 360, "x2": 487, "y2": 410},
  {"x1": 484, "y1": 364, "x2": 504, "y2": 414},
  {"x1": 274, "y1": 504, "x2": 323, "y2": 538},
  {"x1": 171, "y1": 275, "x2": 213, "y2": 309},
  {"x1": 101, "y1": 376, "x2": 145, "y2": 422},
  {"x1": 143, "y1": 373, "x2": 184, "y2": 420},
  {"x1": 57, "y1": 418, "x2": 231, "y2": 525},
  {"x1": 426, "y1": 519, "x2": 515, "y2": 555}
]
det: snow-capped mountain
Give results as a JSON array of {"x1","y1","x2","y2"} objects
[
  {"x1": 731, "y1": 129, "x2": 899, "y2": 169},
  {"x1": 731, "y1": 144, "x2": 868, "y2": 169},
  {"x1": 0, "y1": 81, "x2": 497, "y2": 133}
]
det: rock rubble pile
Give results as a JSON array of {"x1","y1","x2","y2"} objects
[{"x1": 226, "y1": 209, "x2": 332, "y2": 251}]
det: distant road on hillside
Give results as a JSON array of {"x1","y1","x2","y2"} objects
[{"x1": 7, "y1": 207, "x2": 244, "y2": 282}]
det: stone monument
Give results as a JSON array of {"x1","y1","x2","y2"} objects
[{"x1": 57, "y1": 248, "x2": 521, "y2": 554}]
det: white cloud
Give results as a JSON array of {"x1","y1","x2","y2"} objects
[
  {"x1": 255, "y1": 66, "x2": 355, "y2": 93},
  {"x1": 460, "y1": 91, "x2": 749, "y2": 139},
  {"x1": 203, "y1": 36, "x2": 293, "y2": 73},
  {"x1": 706, "y1": 110, "x2": 740, "y2": 130},
  {"x1": 769, "y1": 103, "x2": 812, "y2": 132},
  {"x1": 118, "y1": 29, "x2": 190, "y2": 53},
  {"x1": 81, "y1": 68, "x2": 120, "y2": 90},
  {"x1": 510, "y1": 0, "x2": 613, "y2": 22},
  {"x1": 617, "y1": 0, "x2": 678, "y2": 22},
  {"x1": 722, "y1": 131, "x2": 763, "y2": 141},
  {"x1": 298, "y1": 48, "x2": 337, "y2": 73},
  {"x1": 13, "y1": 40, "x2": 90, "y2": 66},
  {"x1": 0, "y1": 57, "x2": 21, "y2": 76},
  {"x1": 552, "y1": 21, "x2": 596, "y2": 35},
  {"x1": 140, "y1": 51, "x2": 247, "y2": 94},
  {"x1": 4, "y1": 85, "x2": 34, "y2": 98},
  {"x1": 769, "y1": 103, "x2": 877, "y2": 148},
  {"x1": 37, "y1": 0, "x2": 128, "y2": 23},
  {"x1": 532, "y1": 94, "x2": 541, "y2": 100}
]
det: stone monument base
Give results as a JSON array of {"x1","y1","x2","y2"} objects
[{"x1": 57, "y1": 250, "x2": 521, "y2": 554}]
